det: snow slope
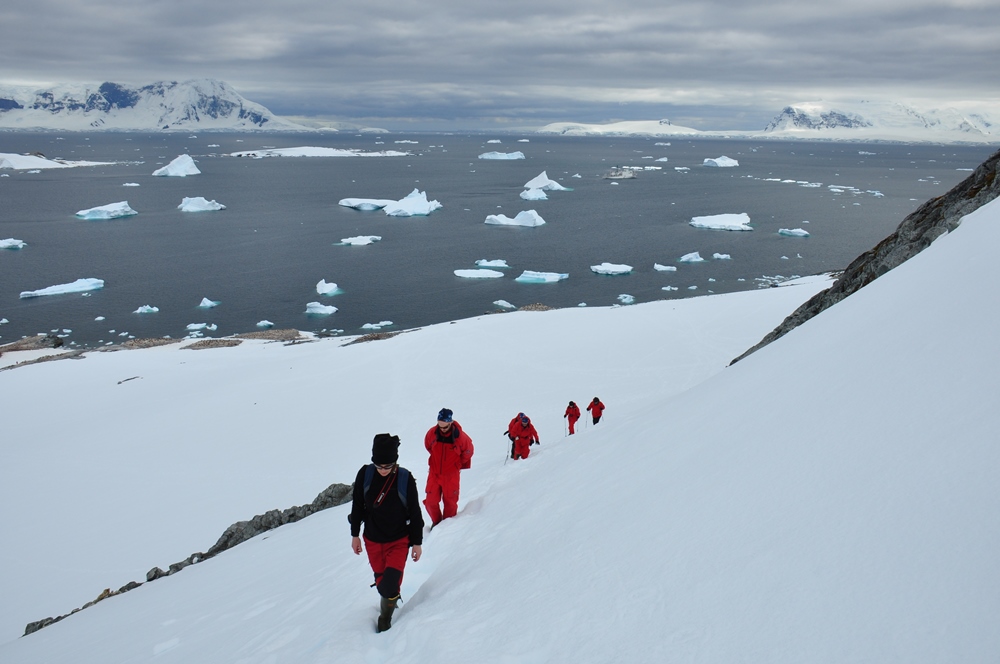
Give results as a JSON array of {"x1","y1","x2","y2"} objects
[{"x1": 1, "y1": 198, "x2": 998, "y2": 661}]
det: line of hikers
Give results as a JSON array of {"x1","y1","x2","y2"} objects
[{"x1": 349, "y1": 399, "x2": 605, "y2": 632}]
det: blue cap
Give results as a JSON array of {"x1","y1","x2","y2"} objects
[{"x1": 437, "y1": 408, "x2": 453, "y2": 423}]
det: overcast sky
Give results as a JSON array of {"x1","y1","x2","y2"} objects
[{"x1": 2, "y1": 0, "x2": 997, "y2": 129}]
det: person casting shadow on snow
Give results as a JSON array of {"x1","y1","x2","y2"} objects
[
  {"x1": 587, "y1": 397, "x2": 605, "y2": 425},
  {"x1": 564, "y1": 401, "x2": 581, "y2": 435},
  {"x1": 350, "y1": 433, "x2": 424, "y2": 633},
  {"x1": 423, "y1": 408, "x2": 474, "y2": 527},
  {"x1": 506, "y1": 412, "x2": 540, "y2": 460}
]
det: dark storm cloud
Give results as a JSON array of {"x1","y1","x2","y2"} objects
[{"x1": 2, "y1": 0, "x2": 997, "y2": 128}]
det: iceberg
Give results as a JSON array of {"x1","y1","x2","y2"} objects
[
  {"x1": 515, "y1": 270, "x2": 568, "y2": 283},
  {"x1": 485, "y1": 210, "x2": 545, "y2": 227},
  {"x1": 76, "y1": 201, "x2": 138, "y2": 220},
  {"x1": 178, "y1": 197, "x2": 226, "y2": 212},
  {"x1": 383, "y1": 189, "x2": 442, "y2": 217},
  {"x1": 662, "y1": 285, "x2": 679, "y2": 291},
  {"x1": 186, "y1": 323, "x2": 218, "y2": 331},
  {"x1": 256, "y1": 320, "x2": 274, "y2": 328},
  {"x1": 675, "y1": 167, "x2": 690, "y2": 172},
  {"x1": 591, "y1": 263, "x2": 633, "y2": 275},
  {"x1": 20, "y1": 277, "x2": 104, "y2": 298},
  {"x1": 618, "y1": 294, "x2": 635, "y2": 304},
  {"x1": 779, "y1": 228, "x2": 811, "y2": 237},
  {"x1": 316, "y1": 280, "x2": 340, "y2": 295},
  {"x1": 133, "y1": 305, "x2": 159, "y2": 314},
  {"x1": 153, "y1": 154, "x2": 200, "y2": 177},
  {"x1": 690, "y1": 213, "x2": 753, "y2": 231},
  {"x1": 713, "y1": 253, "x2": 732, "y2": 260},
  {"x1": 454, "y1": 269, "x2": 504, "y2": 279},
  {"x1": 198, "y1": 298, "x2": 220, "y2": 308},
  {"x1": 654, "y1": 263, "x2": 678, "y2": 272},
  {"x1": 487, "y1": 139, "x2": 502, "y2": 144},
  {"x1": 122, "y1": 182, "x2": 140, "y2": 187},
  {"x1": 524, "y1": 171, "x2": 571, "y2": 191},
  {"x1": 475, "y1": 259, "x2": 509, "y2": 268},
  {"x1": 0, "y1": 152, "x2": 110, "y2": 170},
  {"x1": 339, "y1": 235, "x2": 381, "y2": 246},
  {"x1": 494, "y1": 300, "x2": 516, "y2": 309},
  {"x1": 703, "y1": 156, "x2": 739, "y2": 168},
  {"x1": 305, "y1": 302, "x2": 337, "y2": 315},
  {"x1": 1, "y1": 238, "x2": 27, "y2": 250},
  {"x1": 362, "y1": 321, "x2": 393, "y2": 330},
  {"x1": 338, "y1": 198, "x2": 396, "y2": 211},
  {"x1": 520, "y1": 188, "x2": 548, "y2": 201},
  {"x1": 478, "y1": 151, "x2": 525, "y2": 160},
  {"x1": 679, "y1": 252, "x2": 706, "y2": 263}
]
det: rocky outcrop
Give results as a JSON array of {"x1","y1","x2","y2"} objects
[
  {"x1": 23, "y1": 482, "x2": 353, "y2": 636},
  {"x1": 732, "y1": 147, "x2": 1000, "y2": 364}
]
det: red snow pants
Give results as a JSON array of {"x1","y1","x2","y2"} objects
[
  {"x1": 512, "y1": 437, "x2": 532, "y2": 460},
  {"x1": 364, "y1": 535, "x2": 409, "y2": 598},
  {"x1": 423, "y1": 471, "x2": 460, "y2": 525},
  {"x1": 567, "y1": 417, "x2": 579, "y2": 434}
]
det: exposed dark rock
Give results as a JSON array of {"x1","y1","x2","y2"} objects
[{"x1": 732, "y1": 147, "x2": 1000, "y2": 364}]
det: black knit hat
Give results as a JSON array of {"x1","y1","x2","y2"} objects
[{"x1": 372, "y1": 433, "x2": 400, "y2": 464}]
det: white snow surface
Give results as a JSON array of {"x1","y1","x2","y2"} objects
[
  {"x1": 0, "y1": 153, "x2": 109, "y2": 170},
  {"x1": 152, "y1": 155, "x2": 200, "y2": 177},
  {"x1": 590, "y1": 262, "x2": 633, "y2": 275},
  {"x1": 19, "y1": 278, "x2": 104, "y2": 299},
  {"x1": 177, "y1": 197, "x2": 225, "y2": 212},
  {"x1": 703, "y1": 155, "x2": 740, "y2": 167},
  {"x1": 484, "y1": 210, "x2": 545, "y2": 227},
  {"x1": 383, "y1": 189, "x2": 442, "y2": 217},
  {"x1": 523, "y1": 171, "x2": 571, "y2": 191},
  {"x1": 75, "y1": 201, "x2": 138, "y2": 220},
  {"x1": 454, "y1": 269, "x2": 504, "y2": 279},
  {"x1": 2, "y1": 199, "x2": 1000, "y2": 662},
  {"x1": 477, "y1": 151, "x2": 525, "y2": 160},
  {"x1": 690, "y1": 213, "x2": 753, "y2": 231},
  {"x1": 1, "y1": 238, "x2": 27, "y2": 250}
]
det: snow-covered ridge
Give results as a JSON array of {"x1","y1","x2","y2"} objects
[{"x1": 0, "y1": 79, "x2": 306, "y2": 132}]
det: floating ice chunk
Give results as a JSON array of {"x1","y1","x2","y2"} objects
[
  {"x1": 679, "y1": 252, "x2": 705, "y2": 263},
  {"x1": 524, "y1": 171, "x2": 571, "y2": 191},
  {"x1": 515, "y1": 270, "x2": 568, "y2": 283},
  {"x1": 339, "y1": 235, "x2": 382, "y2": 245},
  {"x1": 232, "y1": 147, "x2": 409, "y2": 158},
  {"x1": 656, "y1": 142, "x2": 671, "y2": 146},
  {"x1": 703, "y1": 156, "x2": 739, "y2": 167},
  {"x1": 494, "y1": 300, "x2": 516, "y2": 309},
  {"x1": 571, "y1": 173, "x2": 581, "y2": 178},
  {"x1": 95, "y1": 316, "x2": 106, "y2": 321},
  {"x1": 688, "y1": 285, "x2": 698, "y2": 290},
  {"x1": 487, "y1": 139, "x2": 502, "y2": 144},
  {"x1": 0, "y1": 318, "x2": 7, "y2": 324},
  {"x1": 178, "y1": 197, "x2": 226, "y2": 212},
  {"x1": 656, "y1": 157, "x2": 669, "y2": 162},
  {"x1": 316, "y1": 280, "x2": 340, "y2": 295},
  {"x1": 591, "y1": 262, "x2": 633, "y2": 275},
  {"x1": 20, "y1": 278, "x2": 104, "y2": 298},
  {"x1": 384, "y1": 189, "x2": 442, "y2": 216},
  {"x1": 654, "y1": 263, "x2": 677, "y2": 272},
  {"x1": 617, "y1": 294, "x2": 635, "y2": 304},
  {"x1": 362, "y1": 321, "x2": 393, "y2": 330},
  {"x1": 76, "y1": 201, "x2": 138, "y2": 220},
  {"x1": 713, "y1": 253, "x2": 732, "y2": 260},
  {"x1": 133, "y1": 305, "x2": 159, "y2": 314},
  {"x1": 690, "y1": 213, "x2": 753, "y2": 231},
  {"x1": 256, "y1": 320, "x2": 274, "y2": 328},
  {"x1": 485, "y1": 210, "x2": 545, "y2": 227},
  {"x1": 338, "y1": 198, "x2": 396, "y2": 211},
  {"x1": 186, "y1": 323, "x2": 218, "y2": 331},
  {"x1": 122, "y1": 182, "x2": 140, "y2": 187},
  {"x1": 454, "y1": 269, "x2": 504, "y2": 279},
  {"x1": 520, "y1": 188, "x2": 548, "y2": 201},
  {"x1": 1, "y1": 238, "x2": 27, "y2": 249},
  {"x1": 478, "y1": 151, "x2": 525, "y2": 160},
  {"x1": 305, "y1": 302, "x2": 337, "y2": 315},
  {"x1": 198, "y1": 298, "x2": 220, "y2": 308},
  {"x1": 518, "y1": 139, "x2": 530, "y2": 143},
  {"x1": 778, "y1": 228, "x2": 810, "y2": 237},
  {"x1": 675, "y1": 167, "x2": 690, "y2": 172},
  {"x1": 662, "y1": 286, "x2": 679, "y2": 291},
  {"x1": 153, "y1": 154, "x2": 200, "y2": 177},
  {"x1": 476, "y1": 259, "x2": 509, "y2": 268}
]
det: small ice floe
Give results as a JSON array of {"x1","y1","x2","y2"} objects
[
  {"x1": 515, "y1": 270, "x2": 568, "y2": 283},
  {"x1": 1, "y1": 238, "x2": 27, "y2": 250},
  {"x1": 662, "y1": 286, "x2": 679, "y2": 291},
  {"x1": 454, "y1": 269, "x2": 504, "y2": 279},
  {"x1": 518, "y1": 139, "x2": 530, "y2": 143},
  {"x1": 316, "y1": 280, "x2": 340, "y2": 295},
  {"x1": 486, "y1": 139, "x2": 502, "y2": 144},
  {"x1": 95, "y1": 316, "x2": 106, "y2": 321},
  {"x1": 690, "y1": 213, "x2": 753, "y2": 231},
  {"x1": 76, "y1": 201, "x2": 138, "y2": 220},
  {"x1": 703, "y1": 156, "x2": 739, "y2": 168},
  {"x1": 198, "y1": 298, "x2": 220, "y2": 308},
  {"x1": 494, "y1": 300, "x2": 516, "y2": 309},
  {"x1": 610, "y1": 182, "x2": 619, "y2": 186},
  {"x1": 679, "y1": 252, "x2": 705, "y2": 263},
  {"x1": 305, "y1": 302, "x2": 337, "y2": 315},
  {"x1": 520, "y1": 188, "x2": 548, "y2": 201},
  {"x1": 571, "y1": 173, "x2": 581, "y2": 178},
  {"x1": 122, "y1": 182, "x2": 140, "y2": 187},
  {"x1": 675, "y1": 167, "x2": 690, "y2": 172},
  {"x1": 524, "y1": 171, "x2": 572, "y2": 191},
  {"x1": 656, "y1": 157, "x2": 669, "y2": 162},
  {"x1": 384, "y1": 189, "x2": 442, "y2": 216},
  {"x1": 186, "y1": 323, "x2": 218, "y2": 331},
  {"x1": 778, "y1": 228, "x2": 810, "y2": 237},
  {"x1": 339, "y1": 235, "x2": 382, "y2": 246},
  {"x1": 591, "y1": 263, "x2": 633, "y2": 275},
  {"x1": 20, "y1": 278, "x2": 104, "y2": 298},
  {"x1": 478, "y1": 151, "x2": 525, "y2": 160},
  {"x1": 617, "y1": 294, "x2": 635, "y2": 304},
  {"x1": 153, "y1": 154, "x2": 200, "y2": 177},
  {"x1": 713, "y1": 253, "x2": 732, "y2": 260},
  {"x1": 133, "y1": 305, "x2": 159, "y2": 314},
  {"x1": 476, "y1": 259, "x2": 509, "y2": 268},
  {"x1": 395, "y1": 140, "x2": 418, "y2": 144},
  {"x1": 485, "y1": 210, "x2": 545, "y2": 227},
  {"x1": 257, "y1": 320, "x2": 274, "y2": 328},
  {"x1": 362, "y1": 321, "x2": 393, "y2": 330},
  {"x1": 338, "y1": 198, "x2": 396, "y2": 211},
  {"x1": 232, "y1": 147, "x2": 409, "y2": 158},
  {"x1": 688, "y1": 285, "x2": 698, "y2": 290},
  {"x1": 178, "y1": 197, "x2": 226, "y2": 212},
  {"x1": 654, "y1": 263, "x2": 678, "y2": 272}
]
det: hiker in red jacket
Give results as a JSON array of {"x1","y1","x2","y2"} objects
[
  {"x1": 587, "y1": 397, "x2": 605, "y2": 425},
  {"x1": 423, "y1": 408, "x2": 474, "y2": 527},
  {"x1": 564, "y1": 401, "x2": 581, "y2": 434},
  {"x1": 507, "y1": 412, "x2": 540, "y2": 460}
]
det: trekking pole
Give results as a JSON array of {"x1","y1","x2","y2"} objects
[{"x1": 503, "y1": 431, "x2": 510, "y2": 466}]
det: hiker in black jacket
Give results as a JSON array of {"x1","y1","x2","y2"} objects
[{"x1": 350, "y1": 433, "x2": 424, "y2": 632}]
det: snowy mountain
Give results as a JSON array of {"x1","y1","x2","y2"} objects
[{"x1": 0, "y1": 79, "x2": 307, "y2": 131}]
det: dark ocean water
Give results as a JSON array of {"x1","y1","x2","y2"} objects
[{"x1": 0, "y1": 132, "x2": 994, "y2": 348}]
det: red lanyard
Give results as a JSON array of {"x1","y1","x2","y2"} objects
[{"x1": 375, "y1": 468, "x2": 397, "y2": 507}]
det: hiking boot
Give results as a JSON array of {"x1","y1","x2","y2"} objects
[{"x1": 376, "y1": 595, "x2": 399, "y2": 633}]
